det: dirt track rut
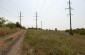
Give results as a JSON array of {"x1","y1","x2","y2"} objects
[{"x1": 6, "y1": 30, "x2": 26, "y2": 55}]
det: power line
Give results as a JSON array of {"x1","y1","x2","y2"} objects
[
  {"x1": 39, "y1": 0, "x2": 46, "y2": 13},
  {"x1": 0, "y1": 6, "x2": 15, "y2": 17},
  {"x1": 7, "y1": 0, "x2": 18, "y2": 9},
  {"x1": 40, "y1": 0, "x2": 59, "y2": 14}
]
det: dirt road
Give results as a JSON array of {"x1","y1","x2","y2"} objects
[
  {"x1": 0, "y1": 30, "x2": 24, "y2": 45},
  {"x1": 6, "y1": 30, "x2": 26, "y2": 55}
]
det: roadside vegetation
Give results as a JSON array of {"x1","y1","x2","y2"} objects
[
  {"x1": 22, "y1": 29, "x2": 85, "y2": 55},
  {"x1": 0, "y1": 17, "x2": 25, "y2": 51},
  {"x1": 0, "y1": 38, "x2": 13, "y2": 50},
  {"x1": 66, "y1": 28, "x2": 85, "y2": 35},
  {"x1": 0, "y1": 27, "x2": 22, "y2": 37},
  {"x1": 0, "y1": 17, "x2": 25, "y2": 37}
]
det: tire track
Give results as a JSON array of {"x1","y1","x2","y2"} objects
[{"x1": 0, "y1": 30, "x2": 26, "y2": 55}]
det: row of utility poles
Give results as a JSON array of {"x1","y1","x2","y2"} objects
[
  {"x1": 19, "y1": 11, "x2": 43, "y2": 30},
  {"x1": 34, "y1": 0, "x2": 73, "y2": 35},
  {"x1": 19, "y1": 0, "x2": 73, "y2": 35}
]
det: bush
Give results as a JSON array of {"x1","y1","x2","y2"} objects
[{"x1": 66, "y1": 28, "x2": 85, "y2": 35}]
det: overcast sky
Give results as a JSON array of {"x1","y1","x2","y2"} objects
[{"x1": 0, "y1": 0, "x2": 85, "y2": 30}]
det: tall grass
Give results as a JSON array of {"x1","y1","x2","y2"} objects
[
  {"x1": 22, "y1": 30, "x2": 85, "y2": 55},
  {"x1": 0, "y1": 27, "x2": 21, "y2": 37}
]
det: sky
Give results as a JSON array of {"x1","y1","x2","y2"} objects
[{"x1": 0, "y1": 0, "x2": 85, "y2": 30}]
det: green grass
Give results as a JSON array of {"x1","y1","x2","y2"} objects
[{"x1": 22, "y1": 30, "x2": 85, "y2": 55}]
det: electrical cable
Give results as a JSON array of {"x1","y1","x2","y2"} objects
[
  {"x1": 40, "y1": 0, "x2": 60, "y2": 14},
  {"x1": 39, "y1": 0, "x2": 46, "y2": 13}
]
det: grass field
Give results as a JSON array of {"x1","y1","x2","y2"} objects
[{"x1": 22, "y1": 30, "x2": 85, "y2": 55}]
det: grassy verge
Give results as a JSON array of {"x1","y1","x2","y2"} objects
[
  {"x1": 0, "y1": 29, "x2": 23, "y2": 50},
  {"x1": 0, "y1": 38, "x2": 13, "y2": 50},
  {"x1": 22, "y1": 30, "x2": 85, "y2": 55},
  {"x1": 0, "y1": 27, "x2": 21, "y2": 37}
]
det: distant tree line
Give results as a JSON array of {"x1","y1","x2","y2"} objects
[
  {"x1": 28, "y1": 27, "x2": 42, "y2": 30},
  {"x1": 0, "y1": 17, "x2": 25, "y2": 29},
  {"x1": 66, "y1": 28, "x2": 85, "y2": 35}
]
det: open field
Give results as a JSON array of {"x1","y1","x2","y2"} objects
[{"x1": 22, "y1": 30, "x2": 85, "y2": 55}]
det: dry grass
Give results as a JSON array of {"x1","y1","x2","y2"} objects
[
  {"x1": 22, "y1": 30, "x2": 85, "y2": 55},
  {"x1": 0, "y1": 38, "x2": 13, "y2": 50},
  {"x1": 0, "y1": 27, "x2": 22, "y2": 50},
  {"x1": 0, "y1": 27, "x2": 21, "y2": 37}
]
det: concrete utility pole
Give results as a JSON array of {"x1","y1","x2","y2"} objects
[
  {"x1": 66, "y1": 0, "x2": 73, "y2": 35},
  {"x1": 19, "y1": 11, "x2": 22, "y2": 25}
]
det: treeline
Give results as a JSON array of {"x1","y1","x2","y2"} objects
[
  {"x1": 28, "y1": 27, "x2": 42, "y2": 30},
  {"x1": 66, "y1": 28, "x2": 85, "y2": 35},
  {"x1": 0, "y1": 17, "x2": 25, "y2": 29}
]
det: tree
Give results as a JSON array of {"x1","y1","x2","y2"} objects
[
  {"x1": 16, "y1": 22, "x2": 22, "y2": 28},
  {"x1": 6, "y1": 22, "x2": 16, "y2": 29},
  {"x1": 0, "y1": 17, "x2": 7, "y2": 27},
  {"x1": 55, "y1": 28, "x2": 57, "y2": 31}
]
